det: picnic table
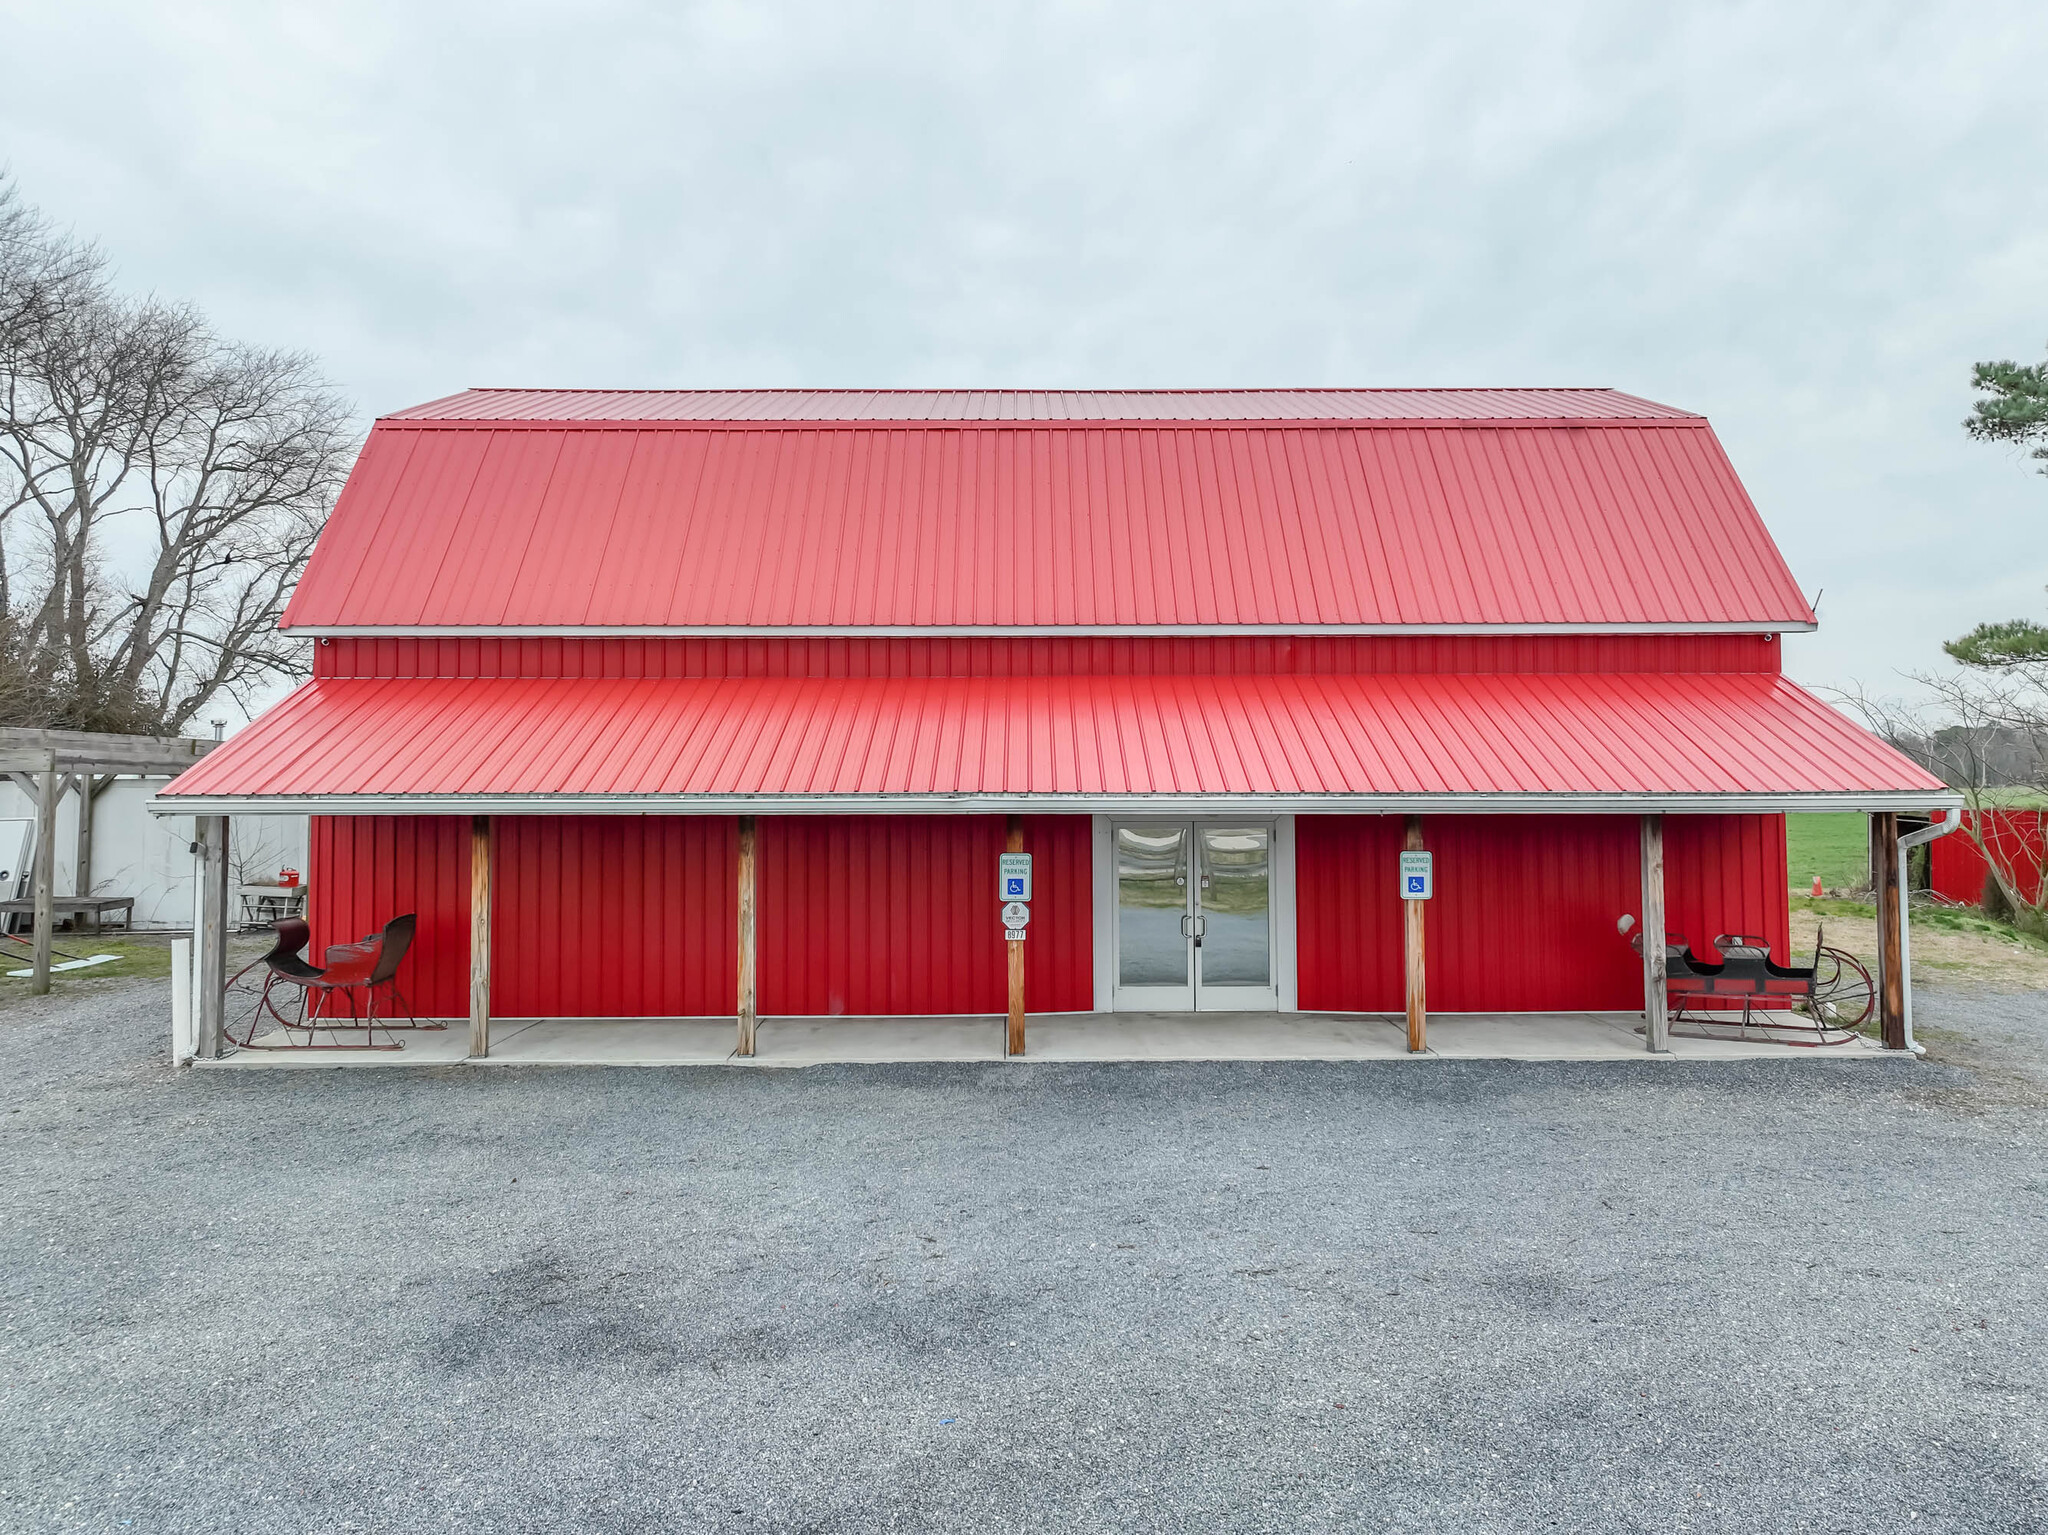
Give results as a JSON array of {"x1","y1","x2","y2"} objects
[{"x1": 238, "y1": 883, "x2": 306, "y2": 931}]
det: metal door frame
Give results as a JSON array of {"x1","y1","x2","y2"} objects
[{"x1": 1108, "y1": 818, "x2": 1280, "y2": 1013}]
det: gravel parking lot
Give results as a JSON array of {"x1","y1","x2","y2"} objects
[{"x1": 4, "y1": 980, "x2": 2045, "y2": 1533}]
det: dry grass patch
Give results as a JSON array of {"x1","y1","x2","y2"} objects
[{"x1": 1789, "y1": 897, "x2": 2048, "y2": 993}]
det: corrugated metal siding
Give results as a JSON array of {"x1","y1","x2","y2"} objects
[
  {"x1": 1295, "y1": 813, "x2": 1792, "y2": 1012},
  {"x1": 391, "y1": 387, "x2": 1701, "y2": 424},
  {"x1": 1295, "y1": 815, "x2": 1405, "y2": 1010},
  {"x1": 1664, "y1": 815, "x2": 1792, "y2": 962},
  {"x1": 757, "y1": 814, "x2": 1091, "y2": 1016},
  {"x1": 1427, "y1": 815, "x2": 1643, "y2": 1010},
  {"x1": 169, "y1": 672, "x2": 1947, "y2": 802},
  {"x1": 283, "y1": 422, "x2": 1814, "y2": 631},
  {"x1": 314, "y1": 633, "x2": 1783, "y2": 681},
  {"x1": 492, "y1": 816, "x2": 736, "y2": 1018},
  {"x1": 308, "y1": 815, "x2": 470, "y2": 1018}
]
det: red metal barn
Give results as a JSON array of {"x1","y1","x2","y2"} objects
[{"x1": 158, "y1": 389, "x2": 1954, "y2": 1056}]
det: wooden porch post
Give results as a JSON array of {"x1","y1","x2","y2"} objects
[
  {"x1": 1005, "y1": 815, "x2": 1026, "y2": 1057},
  {"x1": 1873, "y1": 811, "x2": 1905, "y2": 1049},
  {"x1": 1403, "y1": 815, "x2": 1426, "y2": 1053},
  {"x1": 469, "y1": 815, "x2": 492, "y2": 1058},
  {"x1": 30, "y1": 756, "x2": 57, "y2": 995},
  {"x1": 1640, "y1": 813, "x2": 1669, "y2": 1053},
  {"x1": 75, "y1": 774, "x2": 111, "y2": 900},
  {"x1": 736, "y1": 815, "x2": 757, "y2": 1057},
  {"x1": 196, "y1": 815, "x2": 229, "y2": 1059}
]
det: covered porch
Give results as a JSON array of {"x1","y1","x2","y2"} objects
[{"x1": 152, "y1": 663, "x2": 1961, "y2": 1067}]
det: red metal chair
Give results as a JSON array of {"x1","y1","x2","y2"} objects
[{"x1": 309, "y1": 914, "x2": 427, "y2": 1033}]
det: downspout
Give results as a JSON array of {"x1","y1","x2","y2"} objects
[{"x1": 1895, "y1": 808, "x2": 1962, "y2": 1054}]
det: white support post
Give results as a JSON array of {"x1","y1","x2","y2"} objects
[
  {"x1": 170, "y1": 938, "x2": 193, "y2": 1063},
  {"x1": 196, "y1": 816, "x2": 230, "y2": 1059}
]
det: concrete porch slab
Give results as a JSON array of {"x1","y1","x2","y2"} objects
[
  {"x1": 195, "y1": 1010, "x2": 1895, "y2": 1068},
  {"x1": 488, "y1": 1017, "x2": 737, "y2": 1065},
  {"x1": 213, "y1": 1024, "x2": 472, "y2": 1067},
  {"x1": 1026, "y1": 1010, "x2": 1411, "y2": 1061}
]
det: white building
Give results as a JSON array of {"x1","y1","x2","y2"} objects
[{"x1": 0, "y1": 776, "x2": 306, "y2": 931}]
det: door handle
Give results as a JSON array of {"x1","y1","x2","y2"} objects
[{"x1": 1190, "y1": 913, "x2": 1206, "y2": 947}]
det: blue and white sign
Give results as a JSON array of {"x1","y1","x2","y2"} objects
[
  {"x1": 1399, "y1": 850, "x2": 1433, "y2": 901},
  {"x1": 998, "y1": 852, "x2": 1033, "y2": 902}
]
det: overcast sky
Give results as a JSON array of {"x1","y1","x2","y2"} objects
[{"x1": 3, "y1": 0, "x2": 2044, "y2": 701}]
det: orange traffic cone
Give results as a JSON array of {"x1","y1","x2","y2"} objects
[{"x1": 1811, "y1": 875, "x2": 1823, "y2": 897}]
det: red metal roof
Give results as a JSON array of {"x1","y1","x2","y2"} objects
[
  {"x1": 389, "y1": 387, "x2": 1699, "y2": 424},
  {"x1": 160, "y1": 672, "x2": 1948, "y2": 812},
  {"x1": 283, "y1": 414, "x2": 1814, "y2": 633}
]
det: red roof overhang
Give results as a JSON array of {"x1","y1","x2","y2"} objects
[{"x1": 157, "y1": 673, "x2": 1953, "y2": 815}]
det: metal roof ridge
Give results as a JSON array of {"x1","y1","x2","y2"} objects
[
  {"x1": 372, "y1": 414, "x2": 1712, "y2": 430},
  {"x1": 445, "y1": 385, "x2": 1638, "y2": 395}
]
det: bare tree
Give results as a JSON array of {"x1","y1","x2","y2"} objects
[{"x1": 0, "y1": 176, "x2": 353, "y2": 733}]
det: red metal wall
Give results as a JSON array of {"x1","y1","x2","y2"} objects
[
  {"x1": 314, "y1": 633, "x2": 1783, "y2": 682},
  {"x1": 310, "y1": 807, "x2": 1785, "y2": 1021},
  {"x1": 757, "y1": 814, "x2": 1092, "y2": 1016},
  {"x1": 308, "y1": 816, "x2": 471, "y2": 1019},
  {"x1": 1930, "y1": 811, "x2": 2045, "y2": 905},
  {"x1": 308, "y1": 812, "x2": 1091, "y2": 1021},
  {"x1": 1296, "y1": 813, "x2": 1791, "y2": 1012},
  {"x1": 492, "y1": 816, "x2": 736, "y2": 1017}
]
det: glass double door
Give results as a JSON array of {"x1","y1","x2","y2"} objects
[{"x1": 1113, "y1": 822, "x2": 1277, "y2": 1011}]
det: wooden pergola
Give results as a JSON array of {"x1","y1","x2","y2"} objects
[{"x1": 0, "y1": 727, "x2": 217, "y2": 996}]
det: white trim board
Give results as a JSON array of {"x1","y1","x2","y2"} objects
[{"x1": 1092, "y1": 815, "x2": 1114, "y2": 1013}]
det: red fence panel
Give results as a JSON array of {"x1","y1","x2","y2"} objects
[
  {"x1": 756, "y1": 814, "x2": 1092, "y2": 1016},
  {"x1": 308, "y1": 815, "x2": 471, "y2": 1019},
  {"x1": 491, "y1": 816, "x2": 737, "y2": 1018},
  {"x1": 1929, "y1": 811, "x2": 2047, "y2": 905}
]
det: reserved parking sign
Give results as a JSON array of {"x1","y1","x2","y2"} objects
[{"x1": 1399, "y1": 850, "x2": 1433, "y2": 900}]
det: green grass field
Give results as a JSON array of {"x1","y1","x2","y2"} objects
[{"x1": 1785, "y1": 812, "x2": 1869, "y2": 892}]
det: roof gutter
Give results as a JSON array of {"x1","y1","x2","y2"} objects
[{"x1": 1895, "y1": 807, "x2": 1963, "y2": 1053}]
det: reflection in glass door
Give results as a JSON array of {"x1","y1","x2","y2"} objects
[
  {"x1": 1115, "y1": 824, "x2": 1194, "y2": 1010},
  {"x1": 1112, "y1": 821, "x2": 1278, "y2": 1012},
  {"x1": 1194, "y1": 825, "x2": 1276, "y2": 1010}
]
